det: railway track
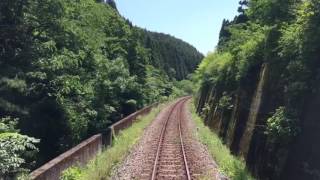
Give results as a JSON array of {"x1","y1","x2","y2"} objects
[
  {"x1": 114, "y1": 97, "x2": 220, "y2": 180},
  {"x1": 150, "y1": 97, "x2": 191, "y2": 180}
]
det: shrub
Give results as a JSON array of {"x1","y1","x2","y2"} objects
[{"x1": 265, "y1": 107, "x2": 299, "y2": 144}]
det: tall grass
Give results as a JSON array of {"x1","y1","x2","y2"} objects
[
  {"x1": 188, "y1": 101, "x2": 254, "y2": 180},
  {"x1": 61, "y1": 105, "x2": 162, "y2": 180}
]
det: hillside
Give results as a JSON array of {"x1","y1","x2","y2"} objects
[
  {"x1": 196, "y1": 0, "x2": 320, "y2": 179},
  {"x1": 106, "y1": 0, "x2": 203, "y2": 80},
  {"x1": 0, "y1": 0, "x2": 202, "y2": 176},
  {"x1": 138, "y1": 29, "x2": 203, "y2": 80}
]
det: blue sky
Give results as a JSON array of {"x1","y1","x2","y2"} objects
[{"x1": 115, "y1": 0, "x2": 240, "y2": 54}]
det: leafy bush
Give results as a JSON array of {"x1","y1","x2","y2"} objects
[
  {"x1": 266, "y1": 107, "x2": 299, "y2": 144},
  {"x1": 61, "y1": 166, "x2": 83, "y2": 180},
  {"x1": 0, "y1": 117, "x2": 39, "y2": 177},
  {"x1": 218, "y1": 93, "x2": 233, "y2": 110}
]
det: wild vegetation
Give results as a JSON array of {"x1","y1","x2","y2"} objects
[
  {"x1": 0, "y1": 0, "x2": 202, "y2": 177},
  {"x1": 196, "y1": 0, "x2": 320, "y2": 179},
  {"x1": 189, "y1": 101, "x2": 253, "y2": 180},
  {"x1": 0, "y1": 117, "x2": 39, "y2": 178}
]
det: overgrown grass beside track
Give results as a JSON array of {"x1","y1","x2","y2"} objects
[
  {"x1": 61, "y1": 105, "x2": 163, "y2": 180},
  {"x1": 188, "y1": 100, "x2": 254, "y2": 180}
]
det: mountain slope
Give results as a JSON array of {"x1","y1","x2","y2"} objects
[
  {"x1": 138, "y1": 29, "x2": 203, "y2": 80},
  {"x1": 0, "y1": 0, "x2": 202, "y2": 174}
]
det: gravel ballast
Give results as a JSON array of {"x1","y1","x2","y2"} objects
[{"x1": 112, "y1": 99, "x2": 222, "y2": 180}]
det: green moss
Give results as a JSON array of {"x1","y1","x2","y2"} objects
[{"x1": 188, "y1": 100, "x2": 254, "y2": 180}]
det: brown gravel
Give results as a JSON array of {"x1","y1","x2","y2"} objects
[
  {"x1": 182, "y1": 99, "x2": 226, "y2": 180},
  {"x1": 112, "y1": 99, "x2": 222, "y2": 180}
]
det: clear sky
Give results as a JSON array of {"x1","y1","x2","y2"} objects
[{"x1": 115, "y1": 0, "x2": 240, "y2": 55}]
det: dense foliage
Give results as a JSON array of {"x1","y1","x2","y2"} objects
[
  {"x1": 196, "y1": 0, "x2": 320, "y2": 179},
  {"x1": 0, "y1": 117, "x2": 39, "y2": 178},
  {"x1": 0, "y1": 0, "x2": 202, "y2": 175},
  {"x1": 198, "y1": 0, "x2": 320, "y2": 142},
  {"x1": 265, "y1": 107, "x2": 299, "y2": 145},
  {"x1": 138, "y1": 30, "x2": 203, "y2": 80}
]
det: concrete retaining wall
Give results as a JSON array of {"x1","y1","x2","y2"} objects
[
  {"x1": 111, "y1": 103, "x2": 157, "y2": 134},
  {"x1": 30, "y1": 135, "x2": 102, "y2": 180},
  {"x1": 30, "y1": 103, "x2": 158, "y2": 180}
]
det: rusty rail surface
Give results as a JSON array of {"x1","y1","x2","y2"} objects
[
  {"x1": 151, "y1": 98, "x2": 191, "y2": 180},
  {"x1": 30, "y1": 103, "x2": 158, "y2": 180}
]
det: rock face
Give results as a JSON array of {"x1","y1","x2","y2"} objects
[
  {"x1": 238, "y1": 63, "x2": 269, "y2": 159},
  {"x1": 281, "y1": 91, "x2": 320, "y2": 180},
  {"x1": 196, "y1": 61, "x2": 320, "y2": 180}
]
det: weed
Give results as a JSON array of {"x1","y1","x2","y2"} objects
[
  {"x1": 61, "y1": 105, "x2": 163, "y2": 180},
  {"x1": 188, "y1": 100, "x2": 254, "y2": 180}
]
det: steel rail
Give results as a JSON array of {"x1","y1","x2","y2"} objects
[
  {"x1": 151, "y1": 98, "x2": 183, "y2": 180},
  {"x1": 151, "y1": 97, "x2": 191, "y2": 180},
  {"x1": 178, "y1": 99, "x2": 192, "y2": 180}
]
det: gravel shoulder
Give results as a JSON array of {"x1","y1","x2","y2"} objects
[{"x1": 182, "y1": 99, "x2": 220, "y2": 179}]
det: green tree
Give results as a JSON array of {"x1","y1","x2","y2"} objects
[
  {"x1": 1, "y1": 0, "x2": 200, "y2": 169},
  {"x1": 0, "y1": 117, "x2": 39, "y2": 178}
]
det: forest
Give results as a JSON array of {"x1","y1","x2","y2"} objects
[
  {"x1": 196, "y1": 0, "x2": 320, "y2": 179},
  {"x1": 0, "y1": 0, "x2": 202, "y2": 177}
]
